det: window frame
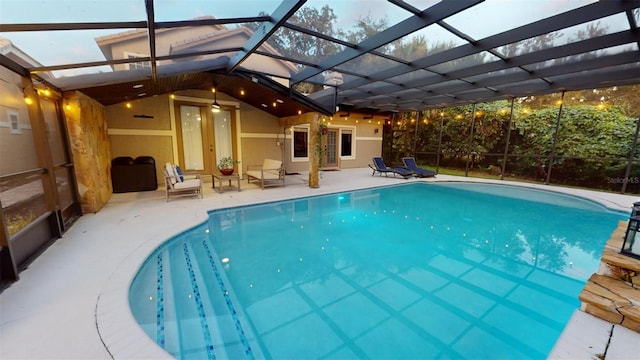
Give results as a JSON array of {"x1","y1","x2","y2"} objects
[
  {"x1": 291, "y1": 125, "x2": 309, "y2": 162},
  {"x1": 124, "y1": 51, "x2": 151, "y2": 71},
  {"x1": 339, "y1": 127, "x2": 356, "y2": 160},
  {"x1": 8, "y1": 111, "x2": 21, "y2": 134}
]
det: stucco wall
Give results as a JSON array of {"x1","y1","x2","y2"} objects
[
  {"x1": 109, "y1": 134, "x2": 173, "y2": 183},
  {"x1": 241, "y1": 137, "x2": 285, "y2": 173},
  {"x1": 104, "y1": 88, "x2": 383, "y2": 186},
  {"x1": 106, "y1": 95, "x2": 176, "y2": 183},
  {"x1": 105, "y1": 25, "x2": 225, "y2": 71},
  {"x1": 106, "y1": 95, "x2": 172, "y2": 130},
  {"x1": 63, "y1": 91, "x2": 111, "y2": 213},
  {"x1": 0, "y1": 66, "x2": 39, "y2": 175}
]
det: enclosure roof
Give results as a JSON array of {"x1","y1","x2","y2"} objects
[{"x1": 1, "y1": 0, "x2": 639, "y2": 116}]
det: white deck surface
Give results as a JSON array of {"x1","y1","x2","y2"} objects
[{"x1": 1, "y1": 168, "x2": 638, "y2": 359}]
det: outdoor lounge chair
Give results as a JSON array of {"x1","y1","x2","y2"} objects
[
  {"x1": 164, "y1": 163, "x2": 203, "y2": 201},
  {"x1": 246, "y1": 158, "x2": 285, "y2": 189},
  {"x1": 402, "y1": 157, "x2": 437, "y2": 178},
  {"x1": 369, "y1": 157, "x2": 413, "y2": 179}
]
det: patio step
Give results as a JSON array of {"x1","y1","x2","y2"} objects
[{"x1": 578, "y1": 221, "x2": 640, "y2": 333}]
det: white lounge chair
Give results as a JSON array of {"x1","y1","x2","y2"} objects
[
  {"x1": 246, "y1": 159, "x2": 285, "y2": 189},
  {"x1": 164, "y1": 163, "x2": 203, "y2": 201}
]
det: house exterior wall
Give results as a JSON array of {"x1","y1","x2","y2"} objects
[
  {"x1": 98, "y1": 25, "x2": 383, "y2": 183},
  {"x1": 282, "y1": 114, "x2": 384, "y2": 172},
  {"x1": 104, "y1": 25, "x2": 225, "y2": 71},
  {"x1": 106, "y1": 94, "x2": 177, "y2": 183},
  {"x1": 104, "y1": 89, "x2": 382, "y2": 185},
  {"x1": 100, "y1": 25, "x2": 294, "y2": 86},
  {"x1": 106, "y1": 95, "x2": 172, "y2": 130},
  {"x1": 0, "y1": 66, "x2": 38, "y2": 175},
  {"x1": 239, "y1": 103, "x2": 285, "y2": 173}
]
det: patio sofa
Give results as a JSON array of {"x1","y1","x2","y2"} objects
[{"x1": 111, "y1": 156, "x2": 158, "y2": 193}]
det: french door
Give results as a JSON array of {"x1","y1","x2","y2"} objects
[
  {"x1": 174, "y1": 103, "x2": 236, "y2": 175},
  {"x1": 322, "y1": 128, "x2": 339, "y2": 169}
]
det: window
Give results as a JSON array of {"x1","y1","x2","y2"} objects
[
  {"x1": 293, "y1": 128, "x2": 308, "y2": 159},
  {"x1": 8, "y1": 111, "x2": 21, "y2": 134},
  {"x1": 341, "y1": 130, "x2": 353, "y2": 157},
  {"x1": 125, "y1": 52, "x2": 151, "y2": 70}
]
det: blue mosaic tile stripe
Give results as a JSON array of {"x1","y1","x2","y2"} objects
[
  {"x1": 202, "y1": 239, "x2": 255, "y2": 359},
  {"x1": 156, "y1": 253, "x2": 165, "y2": 347},
  {"x1": 182, "y1": 243, "x2": 217, "y2": 360}
]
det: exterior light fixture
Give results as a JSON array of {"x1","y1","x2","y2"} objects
[
  {"x1": 621, "y1": 216, "x2": 640, "y2": 259},
  {"x1": 211, "y1": 85, "x2": 221, "y2": 113}
]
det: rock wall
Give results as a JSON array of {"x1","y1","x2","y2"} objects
[
  {"x1": 579, "y1": 221, "x2": 640, "y2": 333},
  {"x1": 63, "y1": 92, "x2": 112, "y2": 213}
]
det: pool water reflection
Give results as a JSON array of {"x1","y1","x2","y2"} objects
[{"x1": 130, "y1": 182, "x2": 625, "y2": 359}]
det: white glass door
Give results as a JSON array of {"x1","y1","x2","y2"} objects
[
  {"x1": 213, "y1": 110, "x2": 233, "y2": 167},
  {"x1": 179, "y1": 105, "x2": 204, "y2": 170}
]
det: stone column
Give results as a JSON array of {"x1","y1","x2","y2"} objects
[
  {"x1": 308, "y1": 113, "x2": 320, "y2": 188},
  {"x1": 63, "y1": 91, "x2": 112, "y2": 213}
]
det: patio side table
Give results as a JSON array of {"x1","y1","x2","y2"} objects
[{"x1": 212, "y1": 173, "x2": 241, "y2": 193}]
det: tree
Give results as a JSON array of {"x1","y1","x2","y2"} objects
[{"x1": 244, "y1": 7, "x2": 340, "y2": 66}]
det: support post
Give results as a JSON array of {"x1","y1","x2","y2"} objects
[
  {"x1": 308, "y1": 114, "x2": 320, "y2": 188},
  {"x1": 500, "y1": 98, "x2": 515, "y2": 180},
  {"x1": 413, "y1": 111, "x2": 420, "y2": 156},
  {"x1": 436, "y1": 109, "x2": 444, "y2": 172},
  {"x1": 465, "y1": 104, "x2": 477, "y2": 177},
  {"x1": 622, "y1": 116, "x2": 640, "y2": 194},
  {"x1": 546, "y1": 91, "x2": 565, "y2": 185}
]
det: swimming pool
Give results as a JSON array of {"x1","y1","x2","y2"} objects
[{"x1": 129, "y1": 182, "x2": 625, "y2": 359}]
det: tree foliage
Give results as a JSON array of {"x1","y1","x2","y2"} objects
[
  {"x1": 388, "y1": 97, "x2": 639, "y2": 192},
  {"x1": 242, "y1": 5, "x2": 639, "y2": 192}
]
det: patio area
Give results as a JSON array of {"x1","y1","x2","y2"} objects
[{"x1": 0, "y1": 167, "x2": 638, "y2": 359}]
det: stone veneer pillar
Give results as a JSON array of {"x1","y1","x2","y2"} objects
[{"x1": 63, "y1": 91, "x2": 112, "y2": 213}]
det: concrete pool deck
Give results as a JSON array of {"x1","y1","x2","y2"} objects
[{"x1": 1, "y1": 167, "x2": 638, "y2": 359}]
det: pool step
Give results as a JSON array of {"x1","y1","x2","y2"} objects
[
  {"x1": 154, "y1": 235, "x2": 258, "y2": 359},
  {"x1": 578, "y1": 221, "x2": 640, "y2": 333}
]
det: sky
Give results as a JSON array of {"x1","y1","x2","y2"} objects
[{"x1": 0, "y1": 0, "x2": 620, "y2": 77}]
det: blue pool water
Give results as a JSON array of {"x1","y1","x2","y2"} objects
[{"x1": 129, "y1": 183, "x2": 626, "y2": 359}]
